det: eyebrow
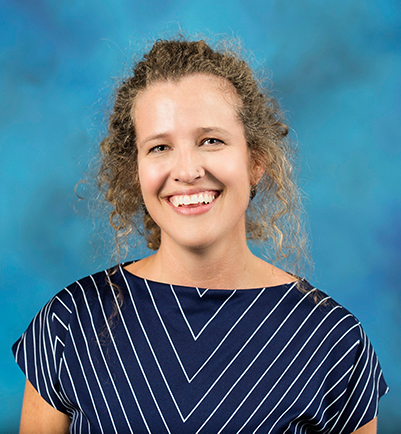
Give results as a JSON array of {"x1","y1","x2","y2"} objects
[
  {"x1": 197, "y1": 127, "x2": 232, "y2": 136},
  {"x1": 138, "y1": 127, "x2": 233, "y2": 148},
  {"x1": 138, "y1": 133, "x2": 170, "y2": 148}
]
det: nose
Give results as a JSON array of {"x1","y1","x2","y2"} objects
[{"x1": 171, "y1": 147, "x2": 205, "y2": 183}]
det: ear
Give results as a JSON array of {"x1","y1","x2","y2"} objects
[{"x1": 250, "y1": 151, "x2": 266, "y2": 185}]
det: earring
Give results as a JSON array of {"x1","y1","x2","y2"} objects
[{"x1": 250, "y1": 185, "x2": 257, "y2": 201}]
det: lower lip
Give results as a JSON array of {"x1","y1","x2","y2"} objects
[{"x1": 166, "y1": 196, "x2": 219, "y2": 216}]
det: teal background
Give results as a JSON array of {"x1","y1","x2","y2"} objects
[{"x1": 1, "y1": 0, "x2": 400, "y2": 432}]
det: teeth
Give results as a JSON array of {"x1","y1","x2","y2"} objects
[{"x1": 169, "y1": 192, "x2": 217, "y2": 207}]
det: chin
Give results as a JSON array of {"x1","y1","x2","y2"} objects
[
  {"x1": 160, "y1": 232, "x2": 215, "y2": 252},
  {"x1": 179, "y1": 239, "x2": 215, "y2": 251}
]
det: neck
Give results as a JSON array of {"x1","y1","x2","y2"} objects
[
  {"x1": 126, "y1": 232, "x2": 295, "y2": 289},
  {"x1": 157, "y1": 240, "x2": 255, "y2": 289},
  {"x1": 132, "y1": 229, "x2": 265, "y2": 289}
]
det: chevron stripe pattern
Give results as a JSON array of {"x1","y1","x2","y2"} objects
[{"x1": 13, "y1": 265, "x2": 388, "y2": 433}]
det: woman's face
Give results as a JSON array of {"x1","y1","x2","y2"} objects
[{"x1": 133, "y1": 73, "x2": 260, "y2": 252}]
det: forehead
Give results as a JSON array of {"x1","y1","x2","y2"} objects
[{"x1": 131, "y1": 73, "x2": 241, "y2": 122}]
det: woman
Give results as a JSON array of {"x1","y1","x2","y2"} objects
[{"x1": 13, "y1": 38, "x2": 387, "y2": 433}]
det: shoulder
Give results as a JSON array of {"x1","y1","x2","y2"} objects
[
  {"x1": 14, "y1": 266, "x2": 123, "y2": 350},
  {"x1": 277, "y1": 280, "x2": 366, "y2": 352},
  {"x1": 12, "y1": 266, "x2": 125, "y2": 367},
  {"x1": 276, "y1": 279, "x2": 360, "y2": 324},
  {"x1": 39, "y1": 268, "x2": 114, "y2": 319},
  {"x1": 50, "y1": 266, "x2": 126, "y2": 328},
  {"x1": 11, "y1": 266, "x2": 123, "y2": 413},
  {"x1": 264, "y1": 280, "x2": 388, "y2": 432}
]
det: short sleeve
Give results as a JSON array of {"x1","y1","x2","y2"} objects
[
  {"x1": 12, "y1": 289, "x2": 73, "y2": 413},
  {"x1": 331, "y1": 323, "x2": 388, "y2": 433}
]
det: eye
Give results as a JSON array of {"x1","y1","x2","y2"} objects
[
  {"x1": 149, "y1": 144, "x2": 170, "y2": 153},
  {"x1": 201, "y1": 138, "x2": 224, "y2": 146}
]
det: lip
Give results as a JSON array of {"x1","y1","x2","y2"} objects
[
  {"x1": 166, "y1": 188, "x2": 220, "y2": 197},
  {"x1": 165, "y1": 189, "x2": 221, "y2": 216}
]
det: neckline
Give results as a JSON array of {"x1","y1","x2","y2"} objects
[{"x1": 119, "y1": 261, "x2": 302, "y2": 292}]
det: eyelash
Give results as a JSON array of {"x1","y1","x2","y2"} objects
[
  {"x1": 149, "y1": 144, "x2": 170, "y2": 153},
  {"x1": 148, "y1": 138, "x2": 223, "y2": 154},
  {"x1": 201, "y1": 138, "x2": 223, "y2": 146}
]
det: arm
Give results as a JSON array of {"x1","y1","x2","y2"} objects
[
  {"x1": 20, "y1": 379, "x2": 70, "y2": 434},
  {"x1": 353, "y1": 418, "x2": 377, "y2": 434}
]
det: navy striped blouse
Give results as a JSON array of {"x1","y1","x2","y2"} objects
[{"x1": 13, "y1": 265, "x2": 388, "y2": 433}]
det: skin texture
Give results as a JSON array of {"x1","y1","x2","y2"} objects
[
  {"x1": 134, "y1": 74, "x2": 255, "y2": 253},
  {"x1": 19, "y1": 74, "x2": 378, "y2": 433},
  {"x1": 20, "y1": 380, "x2": 69, "y2": 434},
  {"x1": 354, "y1": 418, "x2": 377, "y2": 433}
]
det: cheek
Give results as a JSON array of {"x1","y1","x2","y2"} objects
[
  {"x1": 217, "y1": 152, "x2": 251, "y2": 185},
  {"x1": 138, "y1": 162, "x2": 162, "y2": 198}
]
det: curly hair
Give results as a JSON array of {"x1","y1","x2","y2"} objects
[{"x1": 97, "y1": 36, "x2": 309, "y2": 274}]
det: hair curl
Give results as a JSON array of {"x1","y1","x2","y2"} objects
[{"x1": 97, "y1": 36, "x2": 309, "y2": 274}]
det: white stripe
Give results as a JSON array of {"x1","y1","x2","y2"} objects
[
  {"x1": 13, "y1": 331, "x2": 23, "y2": 363},
  {"x1": 44, "y1": 298, "x2": 71, "y2": 409},
  {"x1": 217, "y1": 300, "x2": 346, "y2": 433},
  {"x1": 252, "y1": 325, "x2": 359, "y2": 433},
  {"x1": 332, "y1": 325, "x2": 370, "y2": 433},
  {"x1": 265, "y1": 338, "x2": 359, "y2": 434},
  {"x1": 375, "y1": 371, "x2": 386, "y2": 416},
  {"x1": 284, "y1": 364, "x2": 353, "y2": 433},
  {"x1": 316, "y1": 408, "x2": 341, "y2": 433},
  {"x1": 41, "y1": 292, "x2": 74, "y2": 415},
  {"x1": 17, "y1": 269, "x2": 385, "y2": 433},
  {"x1": 136, "y1": 277, "x2": 299, "y2": 424},
  {"x1": 196, "y1": 287, "x2": 209, "y2": 297},
  {"x1": 292, "y1": 370, "x2": 351, "y2": 434},
  {"x1": 57, "y1": 357, "x2": 81, "y2": 415},
  {"x1": 196, "y1": 287, "x2": 313, "y2": 433},
  {"x1": 54, "y1": 336, "x2": 65, "y2": 349},
  {"x1": 52, "y1": 312, "x2": 68, "y2": 330},
  {"x1": 44, "y1": 300, "x2": 58, "y2": 371},
  {"x1": 122, "y1": 274, "x2": 192, "y2": 422},
  {"x1": 338, "y1": 329, "x2": 375, "y2": 433},
  {"x1": 77, "y1": 279, "x2": 135, "y2": 434},
  {"x1": 111, "y1": 268, "x2": 171, "y2": 432},
  {"x1": 95, "y1": 273, "x2": 153, "y2": 432},
  {"x1": 170, "y1": 284, "x2": 236, "y2": 340},
  {"x1": 61, "y1": 356, "x2": 87, "y2": 433},
  {"x1": 67, "y1": 324, "x2": 105, "y2": 434},
  {"x1": 353, "y1": 356, "x2": 379, "y2": 430},
  {"x1": 65, "y1": 287, "x2": 116, "y2": 434},
  {"x1": 31, "y1": 315, "x2": 38, "y2": 393},
  {"x1": 346, "y1": 324, "x2": 365, "y2": 383},
  {"x1": 146, "y1": 278, "x2": 268, "y2": 383},
  {"x1": 22, "y1": 332, "x2": 29, "y2": 384},
  {"x1": 38, "y1": 302, "x2": 58, "y2": 408},
  {"x1": 55, "y1": 295, "x2": 73, "y2": 313}
]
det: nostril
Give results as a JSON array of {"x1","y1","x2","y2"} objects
[{"x1": 173, "y1": 166, "x2": 205, "y2": 183}]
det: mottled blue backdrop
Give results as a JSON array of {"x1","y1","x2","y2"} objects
[{"x1": 1, "y1": 0, "x2": 400, "y2": 432}]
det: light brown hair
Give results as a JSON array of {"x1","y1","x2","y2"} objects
[{"x1": 97, "y1": 36, "x2": 309, "y2": 274}]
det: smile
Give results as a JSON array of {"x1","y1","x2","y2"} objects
[{"x1": 169, "y1": 192, "x2": 219, "y2": 207}]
